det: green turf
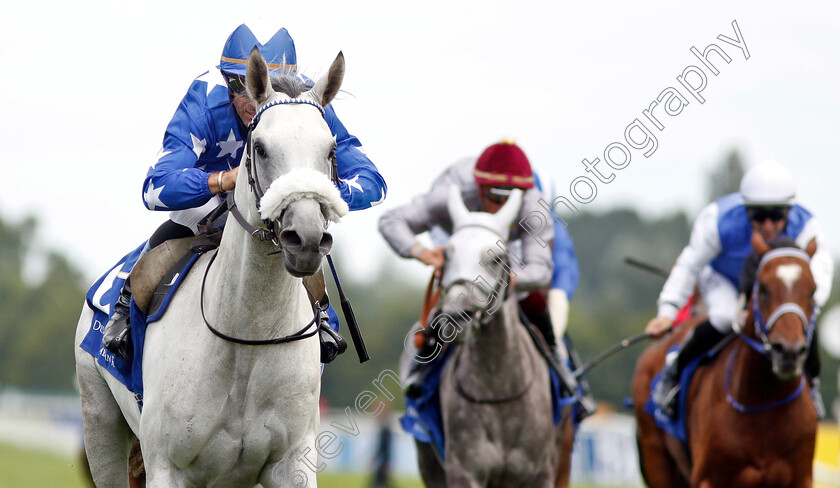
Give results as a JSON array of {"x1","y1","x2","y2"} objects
[
  {"x1": 0, "y1": 443, "x2": 89, "y2": 488},
  {"x1": 0, "y1": 441, "x2": 626, "y2": 487}
]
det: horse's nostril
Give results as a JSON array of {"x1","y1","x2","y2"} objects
[
  {"x1": 280, "y1": 230, "x2": 302, "y2": 249},
  {"x1": 319, "y1": 232, "x2": 333, "y2": 253}
]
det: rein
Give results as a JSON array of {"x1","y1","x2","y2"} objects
[
  {"x1": 724, "y1": 346, "x2": 806, "y2": 413},
  {"x1": 199, "y1": 248, "x2": 320, "y2": 346}
]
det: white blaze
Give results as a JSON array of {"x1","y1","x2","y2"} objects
[{"x1": 776, "y1": 263, "x2": 803, "y2": 291}]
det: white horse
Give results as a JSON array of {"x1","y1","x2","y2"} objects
[{"x1": 75, "y1": 48, "x2": 348, "y2": 487}]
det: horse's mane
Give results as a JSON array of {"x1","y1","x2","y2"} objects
[
  {"x1": 269, "y1": 73, "x2": 313, "y2": 98},
  {"x1": 738, "y1": 236, "x2": 800, "y2": 295}
]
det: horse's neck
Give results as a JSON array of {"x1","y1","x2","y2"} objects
[
  {"x1": 463, "y1": 296, "x2": 530, "y2": 377},
  {"x1": 203, "y1": 220, "x2": 308, "y2": 338}
]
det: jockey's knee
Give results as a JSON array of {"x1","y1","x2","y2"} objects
[
  {"x1": 150, "y1": 220, "x2": 194, "y2": 249},
  {"x1": 708, "y1": 315, "x2": 733, "y2": 334}
]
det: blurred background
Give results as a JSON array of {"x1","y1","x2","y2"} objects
[{"x1": 1, "y1": 0, "x2": 839, "y2": 486}]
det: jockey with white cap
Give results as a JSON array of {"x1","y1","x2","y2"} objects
[
  {"x1": 646, "y1": 160, "x2": 833, "y2": 417},
  {"x1": 101, "y1": 24, "x2": 386, "y2": 363}
]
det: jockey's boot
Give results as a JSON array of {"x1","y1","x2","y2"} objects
[
  {"x1": 302, "y1": 270, "x2": 348, "y2": 364},
  {"x1": 810, "y1": 377, "x2": 826, "y2": 420},
  {"x1": 318, "y1": 305, "x2": 347, "y2": 364},
  {"x1": 653, "y1": 320, "x2": 724, "y2": 418},
  {"x1": 102, "y1": 278, "x2": 134, "y2": 362},
  {"x1": 405, "y1": 332, "x2": 439, "y2": 399},
  {"x1": 805, "y1": 329, "x2": 825, "y2": 419}
]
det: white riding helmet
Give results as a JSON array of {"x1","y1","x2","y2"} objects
[{"x1": 740, "y1": 160, "x2": 796, "y2": 206}]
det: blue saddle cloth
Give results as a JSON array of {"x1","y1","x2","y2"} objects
[
  {"x1": 79, "y1": 241, "x2": 200, "y2": 400},
  {"x1": 400, "y1": 345, "x2": 575, "y2": 460},
  {"x1": 643, "y1": 346, "x2": 711, "y2": 443}
]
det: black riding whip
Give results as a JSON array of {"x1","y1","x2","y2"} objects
[
  {"x1": 623, "y1": 257, "x2": 670, "y2": 279},
  {"x1": 573, "y1": 332, "x2": 654, "y2": 379},
  {"x1": 326, "y1": 254, "x2": 370, "y2": 363}
]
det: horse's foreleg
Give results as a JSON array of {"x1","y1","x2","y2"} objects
[
  {"x1": 553, "y1": 408, "x2": 575, "y2": 488},
  {"x1": 416, "y1": 440, "x2": 447, "y2": 488},
  {"x1": 260, "y1": 435, "x2": 319, "y2": 488},
  {"x1": 77, "y1": 354, "x2": 134, "y2": 488}
]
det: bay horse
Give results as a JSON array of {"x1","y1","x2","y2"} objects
[
  {"x1": 415, "y1": 185, "x2": 569, "y2": 487},
  {"x1": 75, "y1": 48, "x2": 348, "y2": 487},
  {"x1": 632, "y1": 234, "x2": 819, "y2": 488}
]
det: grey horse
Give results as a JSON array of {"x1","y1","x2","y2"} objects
[
  {"x1": 415, "y1": 185, "x2": 565, "y2": 488},
  {"x1": 75, "y1": 48, "x2": 347, "y2": 487}
]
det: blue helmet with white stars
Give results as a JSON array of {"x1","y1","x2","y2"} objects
[{"x1": 218, "y1": 24, "x2": 297, "y2": 77}]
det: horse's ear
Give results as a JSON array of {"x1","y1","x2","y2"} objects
[
  {"x1": 804, "y1": 237, "x2": 817, "y2": 258},
  {"x1": 447, "y1": 184, "x2": 470, "y2": 227},
  {"x1": 310, "y1": 52, "x2": 345, "y2": 107},
  {"x1": 246, "y1": 46, "x2": 271, "y2": 105},
  {"x1": 751, "y1": 231, "x2": 771, "y2": 257},
  {"x1": 494, "y1": 189, "x2": 523, "y2": 229}
]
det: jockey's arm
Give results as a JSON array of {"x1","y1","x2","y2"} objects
[
  {"x1": 657, "y1": 202, "x2": 722, "y2": 319},
  {"x1": 378, "y1": 183, "x2": 449, "y2": 258},
  {"x1": 142, "y1": 91, "x2": 220, "y2": 212},
  {"x1": 325, "y1": 106, "x2": 387, "y2": 211},
  {"x1": 511, "y1": 188, "x2": 554, "y2": 293},
  {"x1": 796, "y1": 217, "x2": 834, "y2": 307}
]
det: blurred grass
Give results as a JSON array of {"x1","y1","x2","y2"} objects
[
  {"x1": 0, "y1": 443, "x2": 89, "y2": 488},
  {"x1": 0, "y1": 441, "x2": 626, "y2": 488}
]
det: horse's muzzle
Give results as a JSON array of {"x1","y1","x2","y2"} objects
[
  {"x1": 769, "y1": 342, "x2": 807, "y2": 381},
  {"x1": 279, "y1": 199, "x2": 333, "y2": 277}
]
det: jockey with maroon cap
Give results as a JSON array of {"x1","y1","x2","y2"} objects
[{"x1": 379, "y1": 141, "x2": 590, "y2": 416}]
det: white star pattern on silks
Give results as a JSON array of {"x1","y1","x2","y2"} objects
[
  {"x1": 216, "y1": 129, "x2": 242, "y2": 158},
  {"x1": 340, "y1": 175, "x2": 364, "y2": 194},
  {"x1": 196, "y1": 69, "x2": 227, "y2": 96},
  {"x1": 150, "y1": 146, "x2": 172, "y2": 169},
  {"x1": 370, "y1": 187, "x2": 386, "y2": 206},
  {"x1": 144, "y1": 182, "x2": 168, "y2": 210},
  {"x1": 190, "y1": 133, "x2": 207, "y2": 158}
]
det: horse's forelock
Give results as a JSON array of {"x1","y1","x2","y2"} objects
[
  {"x1": 269, "y1": 74, "x2": 309, "y2": 98},
  {"x1": 740, "y1": 237, "x2": 808, "y2": 295}
]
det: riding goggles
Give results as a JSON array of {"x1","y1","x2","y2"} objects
[
  {"x1": 485, "y1": 186, "x2": 516, "y2": 205},
  {"x1": 224, "y1": 72, "x2": 247, "y2": 93},
  {"x1": 747, "y1": 206, "x2": 789, "y2": 223}
]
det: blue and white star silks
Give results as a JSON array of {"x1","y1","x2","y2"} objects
[
  {"x1": 144, "y1": 182, "x2": 167, "y2": 210},
  {"x1": 142, "y1": 67, "x2": 387, "y2": 212},
  {"x1": 190, "y1": 133, "x2": 207, "y2": 158},
  {"x1": 216, "y1": 129, "x2": 242, "y2": 159},
  {"x1": 196, "y1": 69, "x2": 227, "y2": 96},
  {"x1": 341, "y1": 175, "x2": 364, "y2": 194},
  {"x1": 150, "y1": 147, "x2": 172, "y2": 170}
]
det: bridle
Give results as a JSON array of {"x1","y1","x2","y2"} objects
[
  {"x1": 198, "y1": 96, "x2": 336, "y2": 346},
  {"x1": 229, "y1": 96, "x2": 339, "y2": 245},
  {"x1": 442, "y1": 223, "x2": 514, "y2": 328},
  {"x1": 726, "y1": 247, "x2": 816, "y2": 413},
  {"x1": 440, "y1": 223, "x2": 533, "y2": 404},
  {"x1": 739, "y1": 248, "x2": 817, "y2": 355}
]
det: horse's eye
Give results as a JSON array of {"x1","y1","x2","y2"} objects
[
  {"x1": 758, "y1": 283, "x2": 768, "y2": 299},
  {"x1": 254, "y1": 144, "x2": 267, "y2": 158}
]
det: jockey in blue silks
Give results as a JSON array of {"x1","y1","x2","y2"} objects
[
  {"x1": 646, "y1": 160, "x2": 833, "y2": 418},
  {"x1": 102, "y1": 24, "x2": 387, "y2": 363}
]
